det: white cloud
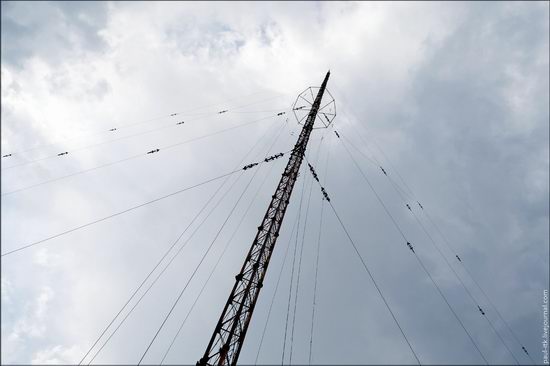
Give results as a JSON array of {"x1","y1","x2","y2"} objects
[{"x1": 31, "y1": 344, "x2": 83, "y2": 365}]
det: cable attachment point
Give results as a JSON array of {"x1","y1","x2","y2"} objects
[
  {"x1": 2, "y1": 154, "x2": 12, "y2": 158},
  {"x1": 147, "y1": 149, "x2": 160, "y2": 154},
  {"x1": 406, "y1": 241, "x2": 415, "y2": 253},
  {"x1": 57, "y1": 152, "x2": 69, "y2": 156},
  {"x1": 380, "y1": 166, "x2": 387, "y2": 175},
  {"x1": 478, "y1": 306, "x2": 486, "y2": 316}
]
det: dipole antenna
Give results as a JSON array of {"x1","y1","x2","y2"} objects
[{"x1": 198, "y1": 71, "x2": 335, "y2": 366}]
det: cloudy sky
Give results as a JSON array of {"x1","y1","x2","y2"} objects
[{"x1": 1, "y1": 1, "x2": 548, "y2": 365}]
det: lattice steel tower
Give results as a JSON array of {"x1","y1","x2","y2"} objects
[{"x1": 198, "y1": 71, "x2": 334, "y2": 366}]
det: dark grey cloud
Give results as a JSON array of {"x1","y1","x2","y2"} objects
[{"x1": 1, "y1": 1, "x2": 109, "y2": 67}]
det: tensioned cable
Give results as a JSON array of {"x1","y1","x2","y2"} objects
[
  {"x1": 160, "y1": 135, "x2": 292, "y2": 364},
  {"x1": 2, "y1": 170, "x2": 237, "y2": 257},
  {"x1": 281, "y1": 163, "x2": 307, "y2": 365},
  {"x1": 308, "y1": 134, "x2": 332, "y2": 365},
  {"x1": 307, "y1": 195, "x2": 324, "y2": 365},
  {"x1": 289, "y1": 133, "x2": 326, "y2": 364},
  {"x1": 136, "y1": 126, "x2": 283, "y2": 365},
  {"x1": 2, "y1": 91, "x2": 286, "y2": 157},
  {"x1": 78, "y1": 119, "x2": 281, "y2": 365},
  {"x1": 254, "y1": 210, "x2": 299, "y2": 365},
  {"x1": 2, "y1": 113, "x2": 282, "y2": 197},
  {"x1": 345, "y1": 135, "x2": 519, "y2": 365},
  {"x1": 350, "y1": 124, "x2": 535, "y2": 364},
  {"x1": 327, "y1": 202, "x2": 421, "y2": 365},
  {"x1": 338, "y1": 137, "x2": 488, "y2": 365},
  {"x1": 2, "y1": 145, "x2": 292, "y2": 258},
  {"x1": 303, "y1": 161, "x2": 421, "y2": 364},
  {"x1": 228, "y1": 108, "x2": 289, "y2": 114}
]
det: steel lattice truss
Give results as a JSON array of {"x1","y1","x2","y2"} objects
[{"x1": 198, "y1": 71, "x2": 331, "y2": 366}]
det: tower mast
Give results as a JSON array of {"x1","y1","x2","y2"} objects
[{"x1": 198, "y1": 71, "x2": 331, "y2": 366}]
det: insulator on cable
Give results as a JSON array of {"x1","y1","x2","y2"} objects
[
  {"x1": 147, "y1": 149, "x2": 160, "y2": 154},
  {"x1": 109, "y1": 128, "x2": 117, "y2": 131},
  {"x1": 170, "y1": 113, "x2": 177, "y2": 116},
  {"x1": 456, "y1": 255, "x2": 462, "y2": 262},
  {"x1": 380, "y1": 166, "x2": 387, "y2": 175},
  {"x1": 522, "y1": 346, "x2": 529, "y2": 355},
  {"x1": 2, "y1": 154, "x2": 12, "y2": 158},
  {"x1": 176, "y1": 121, "x2": 185, "y2": 125},
  {"x1": 406, "y1": 204, "x2": 411, "y2": 211},
  {"x1": 243, "y1": 162, "x2": 259, "y2": 170},
  {"x1": 218, "y1": 110, "x2": 228, "y2": 114},
  {"x1": 406, "y1": 242, "x2": 415, "y2": 253},
  {"x1": 334, "y1": 131, "x2": 340, "y2": 138},
  {"x1": 417, "y1": 201, "x2": 424, "y2": 209},
  {"x1": 57, "y1": 152, "x2": 68, "y2": 156},
  {"x1": 478, "y1": 306, "x2": 485, "y2": 315},
  {"x1": 277, "y1": 112, "x2": 285, "y2": 116}
]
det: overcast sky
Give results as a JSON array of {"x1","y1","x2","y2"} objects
[{"x1": 1, "y1": 1, "x2": 549, "y2": 365}]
